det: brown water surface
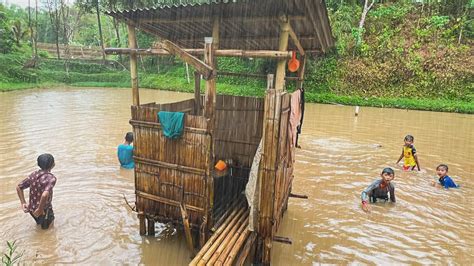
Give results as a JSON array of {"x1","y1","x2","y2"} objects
[{"x1": 0, "y1": 88, "x2": 472, "y2": 264}]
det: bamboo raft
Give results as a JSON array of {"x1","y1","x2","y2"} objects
[{"x1": 105, "y1": 0, "x2": 334, "y2": 264}]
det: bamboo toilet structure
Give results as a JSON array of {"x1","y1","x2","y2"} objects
[{"x1": 105, "y1": 0, "x2": 333, "y2": 264}]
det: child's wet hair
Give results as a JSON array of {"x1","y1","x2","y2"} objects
[
  {"x1": 437, "y1": 164, "x2": 448, "y2": 171},
  {"x1": 404, "y1": 135, "x2": 414, "y2": 142},
  {"x1": 382, "y1": 167, "x2": 395, "y2": 176},
  {"x1": 37, "y1": 154, "x2": 55, "y2": 170},
  {"x1": 125, "y1": 132, "x2": 134, "y2": 142}
]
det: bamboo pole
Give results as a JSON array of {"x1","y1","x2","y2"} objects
[
  {"x1": 147, "y1": 218, "x2": 155, "y2": 236},
  {"x1": 258, "y1": 75, "x2": 282, "y2": 265},
  {"x1": 233, "y1": 233, "x2": 257, "y2": 266},
  {"x1": 222, "y1": 225, "x2": 251, "y2": 265},
  {"x1": 104, "y1": 48, "x2": 292, "y2": 59},
  {"x1": 215, "y1": 218, "x2": 249, "y2": 265},
  {"x1": 275, "y1": 18, "x2": 290, "y2": 91},
  {"x1": 296, "y1": 55, "x2": 307, "y2": 89},
  {"x1": 138, "y1": 211, "x2": 146, "y2": 235},
  {"x1": 194, "y1": 71, "x2": 201, "y2": 115},
  {"x1": 197, "y1": 208, "x2": 246, "y2": 266},
  {"x1": 190, "y1": 205, "x2": 244, "y2": 266},
  {"x1": 160, "y1": 40, "x2": 214, "y2": 80},
  {"x1": 180, "y1": 204, "x2": 195, "y2": 255},
  {"x1": 127, "y1": 24, "x2": 139, "y2": 106},
  {"x1": 207, "y1": 212, "x2": 249, "y2": 265}
]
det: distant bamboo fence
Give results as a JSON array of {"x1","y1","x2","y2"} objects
[{"x1": 37, "y1": 42, "x2": 104, "y2": 59}]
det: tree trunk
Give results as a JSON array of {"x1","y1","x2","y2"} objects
[
  {"x1": 113, "y1": 17, "x2": 122, "y2": 62},
  {"x1": 60, "y1": 0, "x2": 70, "y2": 75},
  {"x1": 95, "y1": 0, "x2": 106, "y2": 62},
  {"x1": 356, "y1": 0, "x2": 375, "y2": 48},
  {"x1": 28, "y1": 0, "x2": 34, "y2": 56},
  {"x1": 54, "y1": 2, "x2": 61, "y2": 59},
  {"x1": 34, "y1": 0, "x2": 38, "y2": 59}
]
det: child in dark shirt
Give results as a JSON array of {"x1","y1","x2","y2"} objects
[{"x1": 361, "y1": 167, "x2": 396, "y2": 212}]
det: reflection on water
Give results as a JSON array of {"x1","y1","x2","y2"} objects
[{"x1": 0, "y1": 88, "x2": 472, "y2": 264}]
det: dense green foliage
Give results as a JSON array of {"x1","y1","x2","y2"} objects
[{"x1": 0, "y1": 1, "x2": 472, "y2": 113}]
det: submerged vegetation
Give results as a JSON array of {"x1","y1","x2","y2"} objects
[{"x1": 0, "y1": 1, "x2": 472, "y2": 113}]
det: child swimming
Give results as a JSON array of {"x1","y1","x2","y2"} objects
[
  {"x1": 431, "y1": 164, "x2": 459, "y2": 189},
  {"x1": 396, "y1": 135, "x2": 421, "y2": 171},
  {"x1": 361, "y1": 167, "x2": 396, "y2": 212}
]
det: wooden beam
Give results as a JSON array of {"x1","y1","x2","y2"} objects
[
  {"x1": 158, "y1": 40, "x2": 214, "y2": 80},
  {"x1": 275, "y1": 19, "x2": 290, "y2": 91},
  {"x1": 288, "y1": 24, "x2": 305, "y2": 56},
  {"x1": 127, "y1": 24, "x2": 140, "y2": 106},
  {"x1": 218, "y1": 71, "x2": 301, "y2": 81},
  {"x1": 105, "y1": 47, "x2": 293, "y2": 59}
]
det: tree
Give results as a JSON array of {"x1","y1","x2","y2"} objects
[
  {"x1": 77, "y1": 0, "x2": 106, "y2": 61},
  {"x1": 355, "y1": 0, "x2": 376, "y2": 48},
  {"x1": 44, "y1": 0, "x2": 61, "y2": 59},
  {"x1": 11, "y1": 20, "x2": 30, "y2": 46}
]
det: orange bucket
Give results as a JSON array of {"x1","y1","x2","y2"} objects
[
  {"x1": 215, "y1": 160, "x2": 227, "y2": 171},
  {"x1": 288, "y1": 51, "x2": 300, "y2": 73}
]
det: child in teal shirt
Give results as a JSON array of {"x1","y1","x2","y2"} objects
[{"x1": 117, "y1": 132, "x2": 134, "y2": 169}]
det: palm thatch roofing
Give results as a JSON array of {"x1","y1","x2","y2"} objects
[{"x1": 107, "y1": 0, "x2": 334, "y2": 53}]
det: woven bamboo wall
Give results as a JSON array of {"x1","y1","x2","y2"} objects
[
  {"x1": 212, "y1": 95, "x2": 265, "y2": 168},
  {"x1": 131, "y1": 95, "x2": 264, "y2": 229},
  {"x1": 273, "y1": 93, "x2": 292, "y2": 231},
  {"x1": 131, "y1": 99, "x2": 210, "y2": 228}
]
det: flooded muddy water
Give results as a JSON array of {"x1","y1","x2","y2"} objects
[{"x1": 0, "y1": 88, "x2": 472, "y2": 264}]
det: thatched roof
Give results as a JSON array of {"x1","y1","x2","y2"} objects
[{"x1": 107, "y1": 0, "x2": 334, "y2": 53}]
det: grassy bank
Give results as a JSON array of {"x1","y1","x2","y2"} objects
[
  {"x1": 1, "y1": 54, "x2": 472, "y2": 113},
  {"x1": 3, "y1": 75, "x2": 472, "y2": 114}
]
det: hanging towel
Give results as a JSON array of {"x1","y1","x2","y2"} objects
[{"x1": 158, "y1": 111, "x2": 185, "y2": 139}]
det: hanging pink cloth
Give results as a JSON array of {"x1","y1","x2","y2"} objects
[{"x1": 288, "y1": 89, "x2": 302, "y2": 165}]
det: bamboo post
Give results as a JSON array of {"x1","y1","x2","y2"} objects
[
  {"x1": 147, "y1": 218, "x2": 155, "y2": 236},
  {"x1": 258, "y1": 74, "x2": 281, "y2": 265},
  {"x1": 296, "y1": 55, "x2": 306, "y2": 89},
  {"x1": 180, "y1": 204, "x2": 195, "y2": 255},
  {"x1": 138, "y1": 211, "x2": 146, "y2": 235},
  {"x1": 203, "y1": 37, "x2": 216, "y2": 239},
  {"x1": 275, "y1": 18, "x2": 290, "y2": 91},
  {"x1": 127, "y1": 24, "x2": 140, "y2": 106},
  {"x1": 194, "y1": 71, "x2": 201, "y2": 115},
  {"x1": 212, "y1": 17, "x2": 220, "y2": 68}
]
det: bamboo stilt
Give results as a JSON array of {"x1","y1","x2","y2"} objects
[
  {"x1": 138, "y1": 212, "x2": 146, "y2": 235},
  {"x1": 147, "y1": 218, "x2": 155, "y2": 236}
]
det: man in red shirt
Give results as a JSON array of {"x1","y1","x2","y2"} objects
[{"x1": 16, "y1": 154, "x2": 57, "y2": 229}]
